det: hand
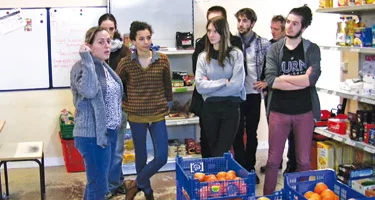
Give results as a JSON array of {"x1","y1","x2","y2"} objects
[
  {"x1": 306, "y1": 67, "x2": 312, "y2": 76},
  {"x1": 79, "y1": 44, "x2": 91, "y2": 53},
  {"x1": 253, "y1": 81, "x2": 268, "y2": 90}
]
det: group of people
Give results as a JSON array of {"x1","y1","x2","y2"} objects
[
  {"x1": 70, "y1": 4, "x2": 321, "y2": 200},
  {"x1": 190, "y1": 4, "x2": 321, "y2": 195},
  {"x1": 71, "y1": 14, "x2": 171, "y2": 200}
]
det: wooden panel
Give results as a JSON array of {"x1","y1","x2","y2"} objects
[{"x1": 342, "y1": 51, "x2": 359, "y2": 112}]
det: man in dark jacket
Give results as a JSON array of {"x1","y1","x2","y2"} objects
[{"x1": 190, "y1": 5, "x2": 242, "y2": 158}]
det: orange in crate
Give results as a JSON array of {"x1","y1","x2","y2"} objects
[{"x1": 59, "y1": 132, "x2": 85, "y2": 172}]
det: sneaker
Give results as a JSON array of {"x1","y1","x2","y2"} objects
[
  {"x1": 125, "y1": 180, "x2": 141, "y2": 200},
  {"x1": 115, "y1": 184, "x2": 127, "y2": 195},
  {"x1": 105, "y1": 192, "x2": 115, "y2": 200}
]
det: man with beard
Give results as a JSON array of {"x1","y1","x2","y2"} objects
[
  {"x1": 263, "y1": 5, "x2": 321, "y2": 195},
  {"x1": 232, "y1": 8, "x2": 270, "y2": 184},
  {"x1": 190, "y1": 5, "x2": 242, "y2": 158},
  {"x1": 260, "y1": 15, "x2": 298, "y2": 175}
]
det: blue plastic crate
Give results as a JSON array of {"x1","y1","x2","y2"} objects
[
  {"x1": 284, "y1": 169, "x2": 366, "y2": 200},
  {"x1": 176, "y1": 153, "x2": 256, "y2": 200},
  {"x1": 247, "y1": 190, "x2": 285, "y2": 200}
]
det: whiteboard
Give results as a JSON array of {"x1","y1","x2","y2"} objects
[
  {"x1": 194, "y1": 0, "x2": 301, "y2": 41},
  {"x1": 50, "y1": 7, "x2": 107, "y2": 88},
  {"x1": 0, "y1": 8, "x2": 49, "y2": 91},
  {"x1": 110, "y1": 0, "x2": 193, "y2": 48}
]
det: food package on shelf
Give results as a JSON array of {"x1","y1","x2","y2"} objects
[
  {"x1": 317, "y1": 141, "x2": 335, "y2": 170},
  {"x1": 124, "y1": 130, "x2": 134, "y2": 151},
  {"x1": 123, "y1": 150, "x2": 135, "y2": 164},
  {"x1": 339, "y1": 78, "x2": 363, "y2": 94},
  {"x1": 351, "y1": 177, "x2": 375, "y2": 197},
  {"x1": 338, "y1": 163, "x2": 374, "y2": 185},
  {"x1": 324, "y1": 141, "x2": 343, "y2": 172}
]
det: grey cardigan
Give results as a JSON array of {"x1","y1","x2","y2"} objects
[
  {"x1": 70, "y1": 52, "x2": 124, "y2": 147},
  {"x1": 265, "y1": 38, "x2": 321, "y2": 121}
]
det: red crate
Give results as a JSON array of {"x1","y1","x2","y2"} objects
[{"x1": 59, "y1": 132, "x2": 85, "y2": 172}]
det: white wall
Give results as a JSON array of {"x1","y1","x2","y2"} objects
[{"x1": 0, "y1": 0, "x2": 106, "y2": 167}]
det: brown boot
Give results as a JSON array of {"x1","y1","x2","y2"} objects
[
  {"x1": 144, "y1": 191, "x2": 154, "y2": 200},
  {"x1": 125, "y1": 180, "x2": 140, "y2": 200}
]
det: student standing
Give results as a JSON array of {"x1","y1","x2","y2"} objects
[
  {"x1": 260, "y1": 15, "x2": 297, "y2": 174},
  {"x1": 263, "y1": 5, "x2": 321, "y2": 195},
  {"x1": 190, "y1": 5, "x2": 242, "y2": 158},
  {"x1": 116, "y1": 21, "x2": 172, "y2": 200},
  {"x1": 232, "y1": 8, "x2": 270, "y2": 184},
  {"x1": 98, "y1": 13, "x2": 131, "y2": 199},
  {"x1": 70, "y1": 26, "x2": 123, "y2": 200},
  {"x1": 195, "y1": 16, "x2": 245, "y2": 158}
]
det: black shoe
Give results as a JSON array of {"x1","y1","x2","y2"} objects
[
  {"x1": 283, "y1": 166, "x2": 296, "y2": 175},
  {"x1": 115, "y1": 184, "x2": 127, "y2": 194},
  {"x1": 256, "y1": 174, "x2": 260, "y2": 184}
]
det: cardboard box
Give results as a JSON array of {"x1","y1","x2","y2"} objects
[
  {"x1": 317, "y1": 141, "x2": 335, "y2": 170},
  {"x1": 351, "y1": 177, "x2": 375, "y2": 196},
  {"x1": 325, "y1": 141, "x2": 343, "y2": 172}
]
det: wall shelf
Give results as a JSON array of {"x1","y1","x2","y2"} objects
[
  {"x1": 159, "y1": 49, "x2": 194, "y2": 55},
  {"x1": 316, "y1": 86, "x2": 375, "y2": 105},
  {"x1": 314, "y1": 127, "x2": 375, "y2": 154},
  {"x1": 172, "y1": 86, "x2": 194, "y2": 93},
  {"x1": 319, "y1": 45, "x2": 375, "y2": 54},
  {"x1": 316, "y1": 4, "x2": 375, "y2": 15}
]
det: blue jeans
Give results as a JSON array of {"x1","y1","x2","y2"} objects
[
  {"x1": 75, "y1": 129, "x2": 116, "y2": 200},
  {"x1": 108, "y1": 112, "x2": 127, "y2": 192},
  {"x1": 129, "y1": 120, "x2": 168, "y2": 195}
]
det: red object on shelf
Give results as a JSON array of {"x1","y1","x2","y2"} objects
[
  {"x1": 328, "y1": 118, "x2": 347, "y2": 135},
  {"x1": 59, "y1": 132, "x2": 85, "y2": 173},
  {"x1": 320, "y1": 110, "x2": 332, "y2": 121}
]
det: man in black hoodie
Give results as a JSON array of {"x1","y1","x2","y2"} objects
[{"x1": 190, "y1": 5, "x2": 242, "y2": 158}]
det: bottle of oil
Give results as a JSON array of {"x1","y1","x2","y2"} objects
[
  {"x1": 337, "y1": 17, "x2": 346, "y2": 46},
  {"x1": 346, "y1": 17, "x2": 355, "y2": 46}
]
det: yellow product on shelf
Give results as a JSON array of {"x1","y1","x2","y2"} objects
[
  {"x1": 317, "y1": 141, "x2": 335, "y2": 170},
  {"x1": 342, "y1": 144, "x2": 354, "y2": 164},
  {"x1": 124, "y1": 139, "x2": 134, "y2": 151},
  {"x1": 367, "y1": 0, "x2": 374, "y2": 4},
  {"x1": 324, "y1": 141, "x2": 343, "y2": 171},
  {"x1": 123, "y1": 151, "x2": 135, "y2": 164}
]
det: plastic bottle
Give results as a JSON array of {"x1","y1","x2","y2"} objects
[{"x1": 337, "y1": 17, "x2": 346, "y2": 46}]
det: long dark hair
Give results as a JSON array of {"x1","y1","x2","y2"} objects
[
  {"x1": 98, "y1": 13, "x2": 122, "y2": 40},
  {"x1": 289, "y1": 5, "x2": 313, "y2": 29},
  {"x1": 205, "y1": 16, "x2": 231, "y2": 67}
]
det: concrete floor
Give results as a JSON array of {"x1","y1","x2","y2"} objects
[{"x1": 0, "y1": 149, "x2": 286, "y2": 200}]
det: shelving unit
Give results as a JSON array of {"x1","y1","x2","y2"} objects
[
  {"x1": 159, "y1": 49, "x2": 195, "y2": 55},
  {"x1": 314, "y1": 5, "x2": 375, "y2": 160},
  {"x1": 316, "y1": 4, "x2": 375, "y2": 15},
  {"x1": 314, "y1": 127, "x2": 375, "y2": 154},
  {"x1": 172, "y1": 86, "x2": 194, "y2": 93},
  {"x1": 317, "y1": 86, "x2": 375, "y2": 105},
  {"x1": 319, "y1": 45, "x2": 375, "y2": 54}
]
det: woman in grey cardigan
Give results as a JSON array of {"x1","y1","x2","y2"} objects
[
  {"x1": 195, "y1": 16, "x2": 245, "y2": 158},
  {"x1": 70, "y1": 26, "x2": 123, "y2": 200}
]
